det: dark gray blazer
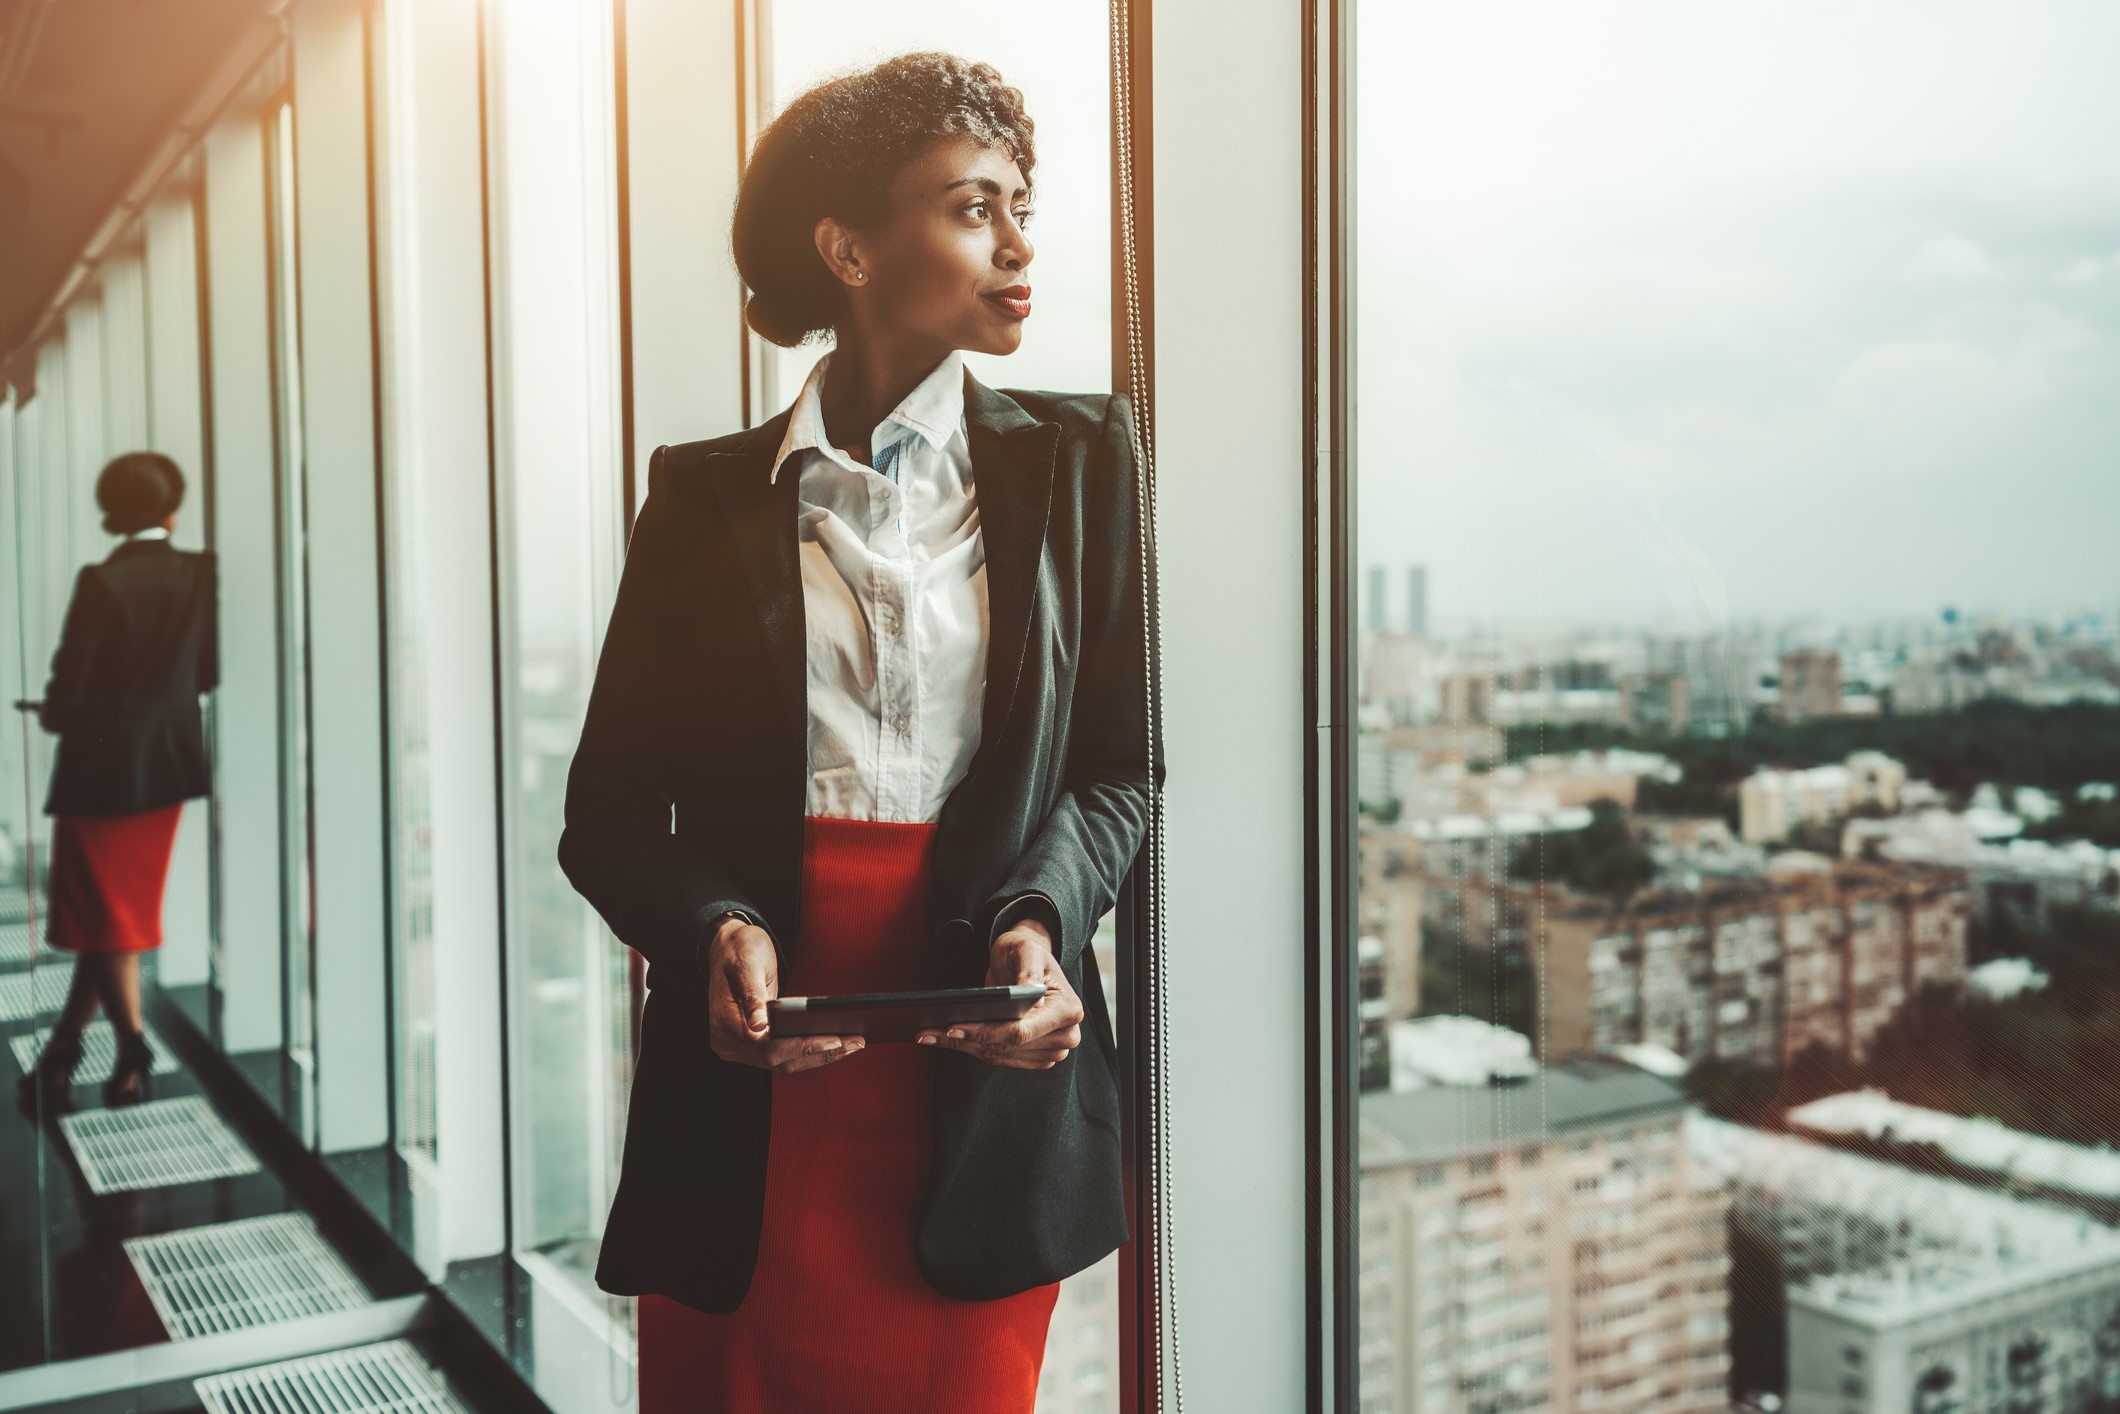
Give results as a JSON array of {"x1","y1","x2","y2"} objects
[
  {"x1": 559, "y1": 371, "x2": 1161, "y2": 1313},
  {"x1": 40, "y1": 539, "x2": 217, "y2": 817}
]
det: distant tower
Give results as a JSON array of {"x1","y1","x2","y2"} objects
[
  {"x1": 1778, "y1": 649, "x2": 1843, "y2": 724},
  {"x1": 1367, "y1": 566, "x2": 1387, "y2": 635},
  {"x1": 1406, "y1": 564, "x2": 1428, "y2": 639}
]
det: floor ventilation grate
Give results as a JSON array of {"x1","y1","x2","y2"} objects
[
  {"x1": 60, "y1": 1097, "x2": 262, "y2": 1194},
  {"x1": 11, "y1": 1021, "x2": 181, "y2": 1084},
  {"x1": 0, "y1": 967, "x2": 72, "y2": 1021},
  {"x1": 0, "y1": 920, "x2": 38, "y2": 964},
  {"x1": 0, "y1": 885, "x2": 46, "y2": 923},
  {"x1": 194, "y1": 1340, "x2": 465, "y2": 1414},
  {"x1": 126, "y1": 1213, "x2": 369, "y2": 1339}
]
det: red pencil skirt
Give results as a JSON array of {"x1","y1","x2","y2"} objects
[
  {"x1": 638, "y1": 815, "x2": 1060, "y2": 1414},
  {"x1": 45, "y1": 803, "x2": 185, "y2": 955}
]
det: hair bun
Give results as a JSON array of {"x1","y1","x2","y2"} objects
[{"x1": 745, "y1": 292, "x2": 813, "y2": 350}]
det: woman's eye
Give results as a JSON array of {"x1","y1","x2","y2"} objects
[{"x1": 966, "y1": 201, "x2": 1033, "y2": 229}]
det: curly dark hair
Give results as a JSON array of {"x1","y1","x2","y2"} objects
[
  {"x1": 96, "y1": 451, "x2": 185, "y2": 536},
  {"x1": 732, "y1": 52, "x2": 1036, "y2": 349}
]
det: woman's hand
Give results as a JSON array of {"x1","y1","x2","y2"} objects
[
  {"x1": 915, "y1": 920, "x2": 1084, "y2": 1069},
  {"x1": 705, "y1": 915, "x2": 866, "y2": 1073}
]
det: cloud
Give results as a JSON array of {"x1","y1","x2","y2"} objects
[
  {"x1": 1899, "y1": 234, "x2": 1998, "y2": 283},
  {"x1": 2055, "y1": 251, "x2": 2120, "y2": 286},
  {"x1": 1825, "y1": 311, "x2": 2106, "y2": 469}
]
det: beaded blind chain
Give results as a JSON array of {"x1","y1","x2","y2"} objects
[{"x1": 1110, "y1": 0, "x2": 1182, "y2": 1405}]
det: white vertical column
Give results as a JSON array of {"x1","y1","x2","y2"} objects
[
  {"x1": 32, "y1": 343, "x2": 69, "y2": 640},
  {"x1": 621, "y1": 0, "x2": 746, "y2": 502},
  {"x1": 16, "y1": 362, "x2": 55, "y2": 818},
  {"x1": 290, "y1": 0, "x2": 391, "y2": 1153},
  {"x1": 100, "y1": 253, "x2": 152, "y2": 452},
  {"x1": 373, "y1": 0, "x2": 506, "y2": 1261},
  {"x1": 0, "y1": 398, "x2": 21, "y2": 866},
  {"x1": 202, "y1": 109, "x2": 286, "y2": 1053},
  {"x1": 1156, "y1": 0, "x2": 1309, "y2": 1404},
  {"x1": 146, "y1": 194, "x2": 214, "y2": 988},
  {"x1": 63, "y1": 301, "x2": 105, "y2": 569},
  {"x1": 27, "y1": 344, "x2": 69, "y2": 837}
]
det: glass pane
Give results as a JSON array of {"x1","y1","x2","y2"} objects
[
  {"x1": 1353, "y1": 5, "x2": 2120, "y2": 1412},
  {"x1": 486, "y1": 0, "x2": 630, "y2": 1279},
  {"x1": 749, "y1": 10, "x2": 1118, "y2": 1402},
  {"x1": 268, "y1": 98, "x2": 321, "y2": 1141}
]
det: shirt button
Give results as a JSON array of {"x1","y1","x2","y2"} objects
[{"x1": 892, "y1": 712, "x2": 910, "y2": 737}]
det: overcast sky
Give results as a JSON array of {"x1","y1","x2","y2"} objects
[{"x1": 1355, "y1": 0, "x2": 2120, "y2": 629}]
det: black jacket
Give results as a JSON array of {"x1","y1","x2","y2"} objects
[
  {"x1": 40, "y1": 539, "x2": 217, "y2": 818},
  {"x1": 559, "y1": 372, "x2": 1160, "y2": 1313}
]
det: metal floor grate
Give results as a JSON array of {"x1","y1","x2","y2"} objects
[
  {"x1": 0, "y1": 884, "x2": 46, "y2": 923},
  {"x1": 59, "y1": 1097, "x2": 262, "y2": 1194},
  {"x1": 0, "y1": 967, "x2": 72, "y2": 1021},
  {"x1": 0, "y1": 920, "x2": 38, "y2": 964},
  {"x1": 126, "y1": 1213, "x2": 370, "y2": 1339},
  {"x1": 194, "y1": 1340, "x2": 465, "y2": 1414},
  {"x1": 12, "y1": 1021, "x2": 180, "y2": 1084}
]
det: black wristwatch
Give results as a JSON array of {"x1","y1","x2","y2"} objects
[{"x1": 694, "y1": 907, "x2": 765, "y2": 984}]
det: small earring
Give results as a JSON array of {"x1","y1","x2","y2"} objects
[{"x1": 854, "y1": 270, "x2": 866, "y2": 281}]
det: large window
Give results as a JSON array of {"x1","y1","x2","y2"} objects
[
  {"x1": 749, "y1": 8, "x2": 1123, "y2": 1407},
  {"x1": 1346, "y1": 5, "x2": 2120, "y2": 1411},
  {"x1": 485, "y1": 0, "x2": 632, "y2": 1280},
  {"x1": 265, "y1": 96, "x2": 320, "y2": 1137}
]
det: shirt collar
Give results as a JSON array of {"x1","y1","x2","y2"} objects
[
  {"x1": 768, "y1": 346, "x2": 966, "y2": 485},
  {"x1": 126, "y1": 527, "x2": 172, "y2": 542}
]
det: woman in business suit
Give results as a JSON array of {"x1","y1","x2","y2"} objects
[
  {"x1": 558, "y1": 52, "x2": 1157, "y2": 1414},
  {"x1": 16, "y1": 452, "x2": 216, "y2": 1109}
]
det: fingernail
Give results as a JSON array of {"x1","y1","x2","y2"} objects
[
  {"x1": 819, "y1": 1039, "x2": 843, "y2": 1051},
  {"x1": 916, "y1": 1035, "x2": 936, "y2": 1046},
  {"x1": 946, "y1": 1029, "x2": 966, "y2": 1040},
  {"x1": 846, "y1": 1039, "x2": 865, "y2": 1051}
]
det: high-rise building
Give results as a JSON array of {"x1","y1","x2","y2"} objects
[
  {"x1": 1370, "y1": 565, "x2": 1390, "y2": 635},
  {"x1": 1618, "y1": 672, "x2": 1689, "y2": 736},
  {"x1": 1407, "y1": 563, "x2": 1429, "y2": 640},
  {"x1": 1778, "y1": 649, "x2": 1843, "y2": 724},
  {"x1": 1358, "y1": 1062, "x2": 1732, "y2": 1413}
]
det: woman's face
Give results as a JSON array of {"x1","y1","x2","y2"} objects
[{"x1": 840, "y1": 135, "x2": 1035, "y2": 358}]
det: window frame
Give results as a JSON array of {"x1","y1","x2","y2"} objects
[{"x1": 1305, "y1": 0, "x2": 1358, "y2": 1409}]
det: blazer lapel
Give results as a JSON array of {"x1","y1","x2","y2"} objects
[
  {"x1": 694, "y1": 371, "x2": 1059, "y2": 759},
  {"x1": 963, "y1": 370, "x2": 1060, "y2": 761},
  {"x1": 699, "y1": 408, "x2": 805, "y2": 739}
]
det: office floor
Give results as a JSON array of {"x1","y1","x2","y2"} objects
[{"x1": 2, "y1": 919, "x2": 534, "y2": 1414}]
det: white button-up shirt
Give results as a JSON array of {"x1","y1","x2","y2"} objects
[{"x1": 769, "y1": 347, "x2": 988, "y2": 824}]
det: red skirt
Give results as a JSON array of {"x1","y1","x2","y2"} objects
[
  {"x1": 638, "y1": 816, "x2": 1060, "y2": 1414},
  {"x1": 45, "y1": 803, "x2": 184, "y2": 955}
]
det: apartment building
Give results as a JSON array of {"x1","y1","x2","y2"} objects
[
  {"x1": 1520, "y1": 860, "x2": 1970, "y2": 1067},
  {"x1": 1690, "y1": 1119, "x2": 2120, "y2": 1414},
  {"x1": 1358, "y1": 1062, "x2": 1731, "y2": 1413},
  {"x1": 1738, "y1": 750, "x2": 1909, "y2": 844}
]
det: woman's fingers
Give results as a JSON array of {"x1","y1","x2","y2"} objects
[{"x1": 769, "y1": 1034, "x2": 866, "y2": 1073}]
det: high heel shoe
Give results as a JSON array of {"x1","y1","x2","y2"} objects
[
  {"x1": 16, "y1": 1029, "x2": 85, "y2": 1106},
  {"x1": 103, "y1": 1029, "x2": 156, "y2": 1107}
]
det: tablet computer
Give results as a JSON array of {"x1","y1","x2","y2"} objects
[{"x1": 767, "y1": 984, "x2": 1046, "y2": 1042}]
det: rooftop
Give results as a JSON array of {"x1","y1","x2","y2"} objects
[
  {"x1": 1789, "y1": 1089, "x2": 2120, "y2": 1203},
  {"x1": 1360, "y1": 1059, "x2": 1690, "y2": 1168},
  {"x1": 1689, "y1": 1118, "x2": 2120, "y2": 1329}
]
